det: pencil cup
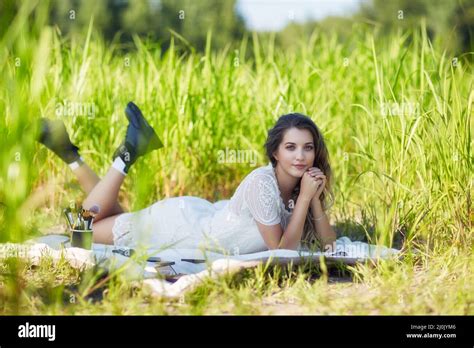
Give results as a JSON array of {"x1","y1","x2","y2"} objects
[{"x1": 70, "y1": 228, "x2": 93, "y2": 250}]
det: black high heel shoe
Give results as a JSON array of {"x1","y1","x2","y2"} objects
[{"x1": 113, "y1": 102, "x2": 163, "y2": 173}]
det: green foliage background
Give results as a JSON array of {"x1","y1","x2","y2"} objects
[{"x1": 0, "y1": 1, "x2": 472, "y2": 252}]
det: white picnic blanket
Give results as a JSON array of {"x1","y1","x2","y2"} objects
[{"x1": 0, "y1": 235, "x2": 400, "y2": 298}]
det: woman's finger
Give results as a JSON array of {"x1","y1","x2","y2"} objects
[
  {"x1": 318, "y1": 178, "x2": 326, "y2": 190},
  {"x1": 315, "y1": 177, "x2": 325, "y2": 189},
  {"x1": 309, "y1": 170, "x2": 323, "y2": 177},
  {"x1": 312, "y1": 174, "x2": 326, "y2": 180}
]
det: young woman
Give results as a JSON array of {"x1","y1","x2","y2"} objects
[{"x1": 38, "y1": 102, "x2": 336, "y2": 254}]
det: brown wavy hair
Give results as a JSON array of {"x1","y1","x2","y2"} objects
[{"x1": 264, "y1": 113, "x2": 334, "y2": 250}]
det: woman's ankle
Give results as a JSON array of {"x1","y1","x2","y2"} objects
[
  {"x1": 68, "y1": 156, "x2": 85, "y2": 171},
  {"x1": 112, "y1": 157, "x2": 128, "y2": 176}
]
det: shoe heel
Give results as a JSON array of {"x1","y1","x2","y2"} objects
[{"x1": 147, "y1": 133, "x2": 163, "y2": 151}]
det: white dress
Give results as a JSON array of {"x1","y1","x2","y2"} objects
[{"x1": 112, "y1": 163, "x2": 293, "y2": 254}]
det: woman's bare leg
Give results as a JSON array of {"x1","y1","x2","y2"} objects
[
  {"x1": 73, "y1": 163, "x2": 102, "y2": 194},
  {"x1": 92, "y1": 214, "x2": 121, "y2": 244},
  {"x1": 82, "y1": 167, "x2": 125, "y2": 223},
  {"x1": 74, "y1": 163, "x2": 124, "y2": 216},
  {"x1": 37, "y1": 103, "x2": 162, "y2": 245},
  {"x1": 79, "y1": 101, "x2": 162, "y2": 223}
]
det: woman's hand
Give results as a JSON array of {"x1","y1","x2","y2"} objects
[
  {"x1": 299, "y1": 170, "x2": 321, "y2": 202},
  {"x1": 306, "y1": 167, "x2": 326, "y2": 201}
]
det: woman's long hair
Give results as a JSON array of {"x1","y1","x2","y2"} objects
[{"x1": 264, "y1": 113, "x2": 334, "y2": 250}]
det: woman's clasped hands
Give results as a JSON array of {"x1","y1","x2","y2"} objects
[{"x1": 300, "y1": 166, "x2": 326, "y2": 202}]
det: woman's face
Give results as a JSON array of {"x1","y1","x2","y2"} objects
[{"x1": 273, "y1": 127, "x2": 316, "y2": 178}]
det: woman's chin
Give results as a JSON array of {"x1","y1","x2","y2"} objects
[{"x1": 291, "y1": 168, "x2": 306, "y2": 177}]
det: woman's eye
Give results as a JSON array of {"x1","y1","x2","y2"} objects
[{"x1": 286, "y1": 145, "x2": 313, "y2": 150}]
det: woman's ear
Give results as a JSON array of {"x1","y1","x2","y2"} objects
[{"x1": 272, "y1": 151, "x2": 278, "y2": 161}]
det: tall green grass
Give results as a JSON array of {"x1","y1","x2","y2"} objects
[{"x1": 0, "y1": 2, "x2": 472, "y2": 314}]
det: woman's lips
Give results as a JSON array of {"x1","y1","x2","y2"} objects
[{"x1": 293, "y1": 164, "x2": 306, "y2": 170}]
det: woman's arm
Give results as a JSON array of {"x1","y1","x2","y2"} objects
[
  {"x1": 276, "y1": 196, "x2": 312, "y2": 250},
  {"x1": 311, "y1": 198, "x2": 336, "y2": 251},
  {"x1": 255, "y1": 171, "x2": 319, "y2": 250},
  {"x1": 305, "y1": 167, "x2": 337, "y2": 251},
  {"x1": 255, "y1": 196, "x2": 311, "y2": 250},
  {"x1": 259, "y1": 197, "x2": 336, "y2": 251}
]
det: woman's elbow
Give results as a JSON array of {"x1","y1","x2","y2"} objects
[
  {"x1": 266, "y1": 240, "x2": 284, "y2": 250},
  {"x1": 266, "y1": 241, "x2": 297, "y2": 251},
  {"x1": 266, "y1": 243, "x2": 280, "y2": 250},
  {"x1": 321, "y1": 237, "x2": 337, "y2": 252}
]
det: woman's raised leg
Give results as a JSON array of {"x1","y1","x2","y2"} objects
[
  {"x1": 37, "y1": 101, "x2": 163, "y2": 232},
  {"x1": 82, "y1": 166, "x2": 125, "y2": 223},
  {"x1": 82, "y1": 101, "x2": 163, "y2": 222},
  {"x1": 73, "y1": 162, "x2": 102, "y2": 194},
  {"x1": 74, "y1": 162, "x2": 124, "y2": 217}
]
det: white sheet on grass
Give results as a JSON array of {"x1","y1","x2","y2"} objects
[{"x1": 0, "y1": 235, "x2": 400, "y2": 298}]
